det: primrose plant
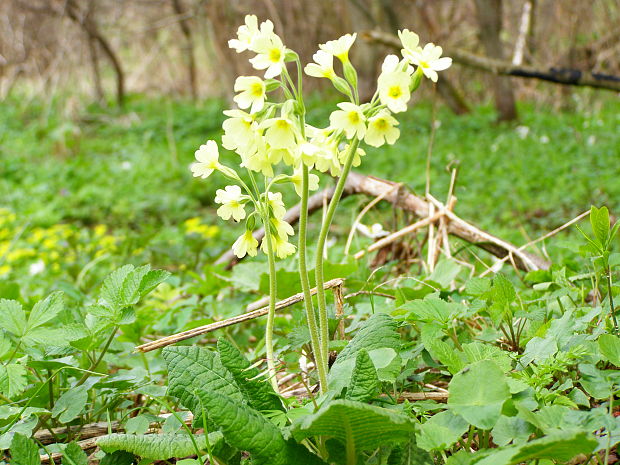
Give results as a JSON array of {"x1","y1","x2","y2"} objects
[{"x1": 190, "y1": 15, "x2": 451, "y2": 393}]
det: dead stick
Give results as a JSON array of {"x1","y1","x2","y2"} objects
[
  {"x1": 333, "y1": 283, "x2": 346, "y2": 340},
  {"x1": 135, "y1": 278, "x2": 344, "y2": 353}
]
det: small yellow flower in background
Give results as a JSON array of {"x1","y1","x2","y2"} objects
[
  {"x1": 329, "y1": 102, "x2": 366, "y2": 139},
  {"x1": 94, "y1": 224, "x2": 107, "y2": 237},
  {"x1": 398, "y1": 29, "x2": 422, "y2": 59},
  {"x1": 6, "y1": 248, "x2": 35, "y2": 263},
  {"x1": 290, "y1": 166, "x2": 319, "y2": 197},
  {"x1": 233, "y1": 230, "x2": 259, "y2": 258},
  {"x1": 320, "y1": 33, "x2": 357, "y2": 62},
  {"x1": 249, "y1": 33, "x2": 287, "y2": 79},
  {"x1": 261, "y1": 117, "x2": 299, "y2": 150},
  {"x1": 365, "y1": 110, "x2": 400, "y2": 147},
  {"x1": 191, "y1": 140, "x2": 220, "y2": 179},
  {"x1": 233, "y1": 76, "x2": 266, "y2": 114},
  {"x1": 261, "y1": 234, "x2": 296, "y2": 259},
  {"x1": 0, "y1": 265, "x2": 10, "y2": 276},
  {"x1": 267, "y1": 192, "x2": 287, "y2": 218},
  {"x1": 304, "y1": 50, "x2": 335, "y2": 79},
  {"x1": 215, "y1": 185, "x2": 247, "y2": 222},
  {"x1": 184, "y1": 217, "x2": 219, "y2": 239},
  {"x1": 404, "y1": 43, "x2": 452, "y2": 82}
]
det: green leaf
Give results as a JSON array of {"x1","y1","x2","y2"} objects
[
  {"x1": 62, "y1": 442, "x2": 88, "y2": 465},
  {"x1": 328, "y1": 313, "x2": 400, "y2": 392},
  {"x1": 119, "y1": 265, "x2": 151, "y2": 307},
  {"x1": 0, "y1": 299, "x2": 27, "y2": 336},
  {"x1": 125, "y1": 416, "x2": 151, "y2": 435},
  {"x1": 462, "y1": 342, "x2": 513, "y2": 372},
  {"x1": 292, "y1": 399, "x2": 415, "y2": 456},
  {"x1": 598, "y1": 333, "x2": 620, "y2": 366},
  {"x1": 490, "y1": 274, "x2": 516, "y2": 307},
  {"x1": 345, "y1": 349, "x2": 379, "y2": 402},
  {"x1": 424, "y1": 337, "x2": 464, "y2": 374},
  {"x1": 476, "y1": 430, "x2": 597, "y2": 465},
  {"x1": 388, "y1": 438, "x2": 434, "y2": 465},
  {"x1": 448, "y1": 360, "x2": 510, "y2": 430},
  {"x1": 138, "y1": 269, "x2": 171, "y2": 297},
  {"x1": 27, "y1": 291, "x2": 64, "y2": 330},
  {"x1": 416, "y1": 410, "x2": 468, "y2": 451},
  {"x1": 163, "y1": 346, "x2": 245, "y2": 421},
  {"x1": 199, "y1": 391, "x2": 324, "y2": 465},
  {"x1": 428, "y1": 260, "x2": 462, "y2": 288},
  {"x1": 100, "y1": 265, "x2": 135, "y2": 311},
  {"x1": 0, "y1": 332, "x2": 12, "y2": 358},
  {"x1": 0, "y1": 363, "x2": 28, "y2": 398},
  {"x1": 590, "y1": 206, "x2": 610, "y2": 246},
  {"x1": 97, "y1": 433, "x2": 222, "y2": 460},
  {"x1": 216, "y1": 338, "x2": 283, "y2": 412},
  {"x1": 491, "y1": 415, "x2": 535, "y2": 447},
  {"x1": 10, "y1": 433, "x2": 40, "y2": 465},
  {"x1": 51, "y1": 385, "x2": 88, "y2": 423},
  {"x1": 398, "y1": 294, "x2": 461, "y2": 326}
]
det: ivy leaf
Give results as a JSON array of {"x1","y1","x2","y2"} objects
[
  {"x1": 163, "y1": 346, "x2": 245, "y2": 423},
  {"x1": 448, "y1": 360, "x2": 510, "y2": 430},
  {"x1": 345, "y1": 349, "x2": 379, "y2": 402},
  {"x1": 10, "y1": 433, "x2": 40, "y2": 465},
  {"x1": 216, "y1": 338, "x2": 283, "y2": 412},
  {"x1": 27, "y1": 291, "x2": 64, "y2": 331},
  {"x1": 292, "y1": 399, "x2": 415, "y2": 456},
  {"x1": 198, "y1": 390, "x2": 324, "y2": 465},
  {"x1": 51, "y1": 385, "x2": 88, "y2": 423},
  {"x1": 62, "y1": 442, "x2": 88, "y2": 465},
  {"x1": 0, "y1": 363, "x2": 28, "y2": 398},
  {"x1": 97, "y1": 433, "x2": 223, "y2": 460},
  {"x1": 0, "y1": 299, "x2": 27, "y2": 336},
  {"x1": 598, "y1": 334, "x2": 620, "y2": 366}
]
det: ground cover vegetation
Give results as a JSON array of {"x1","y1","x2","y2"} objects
[{"x1": 1, "y1": 14, "x2": 619, "y2": 465}]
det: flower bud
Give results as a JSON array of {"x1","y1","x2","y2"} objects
[
  {"x1": 410, "y1": 67, "x2": 423, "y2": 92},
  {"x1": 265, "y1": 79, "x2": 281, "y2": 92},
  {"x1": 245, "y1": 213, "x2": 256, "y2": 231},
  {"x1": 331, "y1": 76, "x2": 353, "y2": 99},
  {"x1": 284, "y1": 49, "x2": 299, "y2": 62},
  {"x1": 342, "y1": 60, "x2": 358, "y2": 90}
]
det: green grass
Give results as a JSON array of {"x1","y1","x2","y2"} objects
[{"x1": 1, "y1": 94, "x2": 619, "y2": 247}]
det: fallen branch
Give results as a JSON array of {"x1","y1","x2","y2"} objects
[
  {"x1": 135, "y1": 278, "x2": 344, "y2": 353},
  {"x1": 216, "y1": 171, "x2": 549, "y2": 272},
  {"x1": 363, "y1": 30, "x2": 620, "y2": 93}
]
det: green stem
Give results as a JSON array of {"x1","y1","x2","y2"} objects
[
  {"x1": 76, "y1": 326, "x2": 117, "y2": 387},
  {"x1": 315, "y1": 139, "x2": 360, "y2": 381},
  {"x1": 262, "y1": 215, "x2": 280, "y2": 394},
  {"x1": 606, "y1": 266, "x2": 619, "y2": 335},
  {"x1": 298, "y1": 164, "x2": 327, "y2": 392}
]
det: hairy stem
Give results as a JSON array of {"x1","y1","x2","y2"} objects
[
  {"x1": 607, "y1": 266, "x2": 619, "y2": 335},
  {"x1": 315, "y1": 139, "x2": 360, "y2": 379},
  {"x1": 262, "y1": 216, "x2": 280, "y2": 393},
  {"x1": 76, "y1": 325, "x2": 117, "y2": 387},
  {"x1": 298, "y1": 164, "x2": 327, "y2": 392}
]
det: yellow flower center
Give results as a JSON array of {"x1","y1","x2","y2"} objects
[
  {"x1": 275, "y1": 119, "x2": 290, "y2": 130},
  {"x1": 269, "y1": 48, "x2": 282, "y2": 62},
  {"x1": 388, "y1": 86, "x2": 402, "y2": 99},
  {"x1": 250, "y1": 82, "x2": 264, "y2": 97},
  {"x1": 374, "y1": 118, "x2": 388, "y2": 130},
  {"x1": 348, "y1": 111, "x2": 360, "y2": 124},
  {"x1": 419, "y1": 60, "x2": 429, "y2": 69}
]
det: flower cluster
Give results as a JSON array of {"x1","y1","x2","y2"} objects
[{"x1": 190, "y1": 16, "x2": 451, "y2": 262}]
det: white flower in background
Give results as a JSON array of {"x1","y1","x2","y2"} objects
[
  {"x1": 515, "y1": 125, "x2": 530, "y2": 139},
  {"x1": 261, "y1": 234, "x2": 296, "y2": 258},
  {"x1": 304, "y1": 50, "x2": 336, "y2": 79},
  {"x1": 29, "y1": 260, "x2": 45, "y2": 276},
  {"x1": 540, "y1": 135, "x2": 550, "y2": 144},
  {"x1": 191, "y1": 140, "x2": 220, "y2": 179},
  {"x1": 329, "y1": 102, "x2": 366, "y2": 139},
  {"x1": 290, "y1": 166, "x2": 319, "y2": 197},
  {"x1": 320, "y1": 33, "x2": 357, "y2": 61},
  {"x1": 233, "y1": 76, "x2": 266, "y2": 113},
  {"x1": 121, "y1": 161, "x2": 132, "y2": 171},
  {"x1": 249, "y1": 33, "x2": 287, "y2": 78},
  {"x1": 365, "y1": 110, "x2": 400, "y2": 147},
  {"x1": 378, "y1": 64, "x2": 412, "y2": 113},
  {"x1": 267, "y1": 192, "x2": 287, "y2": 218},
  {"x1": 404, "y1": 43, "x2": 452, "y2": 82},
  {"x1": 398, "y1": 29, "x2": 422, "y2": 59},
  {"x1": 232, "y1": 230, "x2": 259, "y2": 258},
  {"x1": 229, "y1": 15, "x2": 271, "y2": 53},
  {"x1": 215, "y1": 185, "x2": 247, "y2": 221},
  {"x1": 261, "y1": 117, "x2": 299, "y2": 150},
  {"x1": 356, "y1": 222, "x2": 389, "y2": 239}
]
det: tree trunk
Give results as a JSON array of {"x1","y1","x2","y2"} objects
[
  {"x1": 171, "y1": 0, "x2": 197, "y2": 99},
  {"x1": 473, "y1": 0, "x2": 518, "y2": 121}
]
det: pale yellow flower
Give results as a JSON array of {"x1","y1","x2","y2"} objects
[
  {"x1": 215, "y1": 185, "x2": 247, "y2": 222},
  {"x1": 329, "y1": 102, "x2": 366, "y2": 139},
  {"x1": 398, "y1": 29, "x2": 422, "y2": 59},
  {"x1": 191, "y1": 140, "x2": 220, "y2": 179},
  {"x1": 271, "y1": 217, "x2": 294, "y2": 239},
  {"x1": 261, "y1": 234, "x2": 296, "y2": 259},
  {"x1": 365, "y1": 110, "x2": 400, "y2": 147},
  {"x1": 232, "y1": 230, "x2": 259, "y2": 258},
  {"x1": 319, "y1": 33, "x2": 357, "y2": 61},
  {"x1": 233, "y1": 76, "x2": 266, "y2": 113},
  {"x1": 261, "y1": 117, "x2": 299, "y2": 150},
  {"x1": 378, "y1": 69, "x2": 411, "y2": 113},
  {"x1": 290, "y1": 166, "x2": 319, "y2": 197},
  {"x1": 304, "y1": 50, "x2": 335, "y2": 79},
  {"x1": 405, "y1": 43, "x2": 452, "y2": 82},
  {"x1": 229, "y1": 15, "x2": 272, "y2": 53},
  {"x1": 221, "y1": 110, "x2": 255, "y2": 152},
  {"x1": 267, "y1": 192, "x2": 287, "y2": 218},
  {"x1": 249, "y1": 34, "x2": 287, "y2": 79},
  {"x1": 338, "y1": 144, "x2": 365, "y2": 167}
]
